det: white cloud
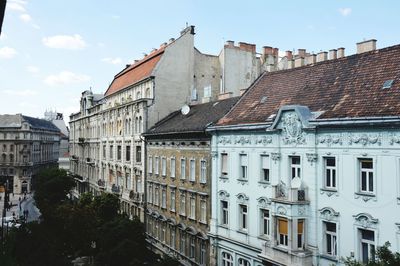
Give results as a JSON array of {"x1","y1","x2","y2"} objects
[
  {"x1": 26, "y1": 65, "x2": 40, "y2": 73},
  {"x1": 0, "y1": 47, "x2": 17, "y2": 59},
  {"x1": 19, "y1": 13, "x2": 31, "y2": 22},
  {"x1": 3, "y1": 89, "x2": 37, "y2": 96},
  {"x1": 101, "y1": 57, "x2": 122, "y2": 65},
  {"x1": 339, "y1": 7, "x2": 352, "y2": 16},
  {"x1": 6, "y1": 1, "x2": 26, "y2": 12},
  {"x1": 44, "y1": 71, "x2": 91, "y2": 86},
  {"x1": 42, "y1": 34, "x2": 87, "y2": 50}
]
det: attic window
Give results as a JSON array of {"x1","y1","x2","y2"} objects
[{"x1": 382, "y1": 79, "x2": 394, "y2": 89}]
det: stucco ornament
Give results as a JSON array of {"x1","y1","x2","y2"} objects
[
  {"x1": 235, "y1": 136, "x2": 251, "y2": 145},
  {"x1": 257, "y1": 197, "x2": 271, "y2": 208},
  {"x1": 281, "y1": 112, "x2": 305, "y2": 145},
  {"x1": 318, "y1": 134, "x2": 343, "y2": 146},
  {"x1": 353, "y1": 213, "x2": 379, "y2": 229},
  {"x1": 277, "y1": 206, "x2": 287, "y2": 215},
  {"x1": 271, "y1": 152, "x2": 281, "y2": 161},
  {"x1": 218, "y1": 136, "x2": 231, "y2": 145},
  {"x1": 257, "y1": 136, "x2": 273, "y2": 145},
  {"x1": 348, "y1": 133, "x2": 381, "y2": 146},
  {"x1": 319, "y1": 207, "x2": 340, "y2": 221},
  {"x1": 389, "y1": 133, "x2": 400, "y2": 145}
]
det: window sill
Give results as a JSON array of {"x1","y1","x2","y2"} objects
[
  {"x1": 258, "y1": 181, "x2": 271, "y2": 188},
  {"x1": 237, "y1": 229, "x2": 248, "y2": 235},
  {"x1": 237, "y1": 178, "x2": 248, "y2": 185},
  {"x1": 199, "y1": 220, "x2": 207, "y2": 225},
  {"x1": 188, "y1": 217, "x2": 196, "y2": 221},
  {"x1": 258, "y1": 235, "x2": 270, "y2": 241},
  {"x1": 320, "y1": 188, "x2": 338, "y2": 197},
  {"x1": 354, "y1": 192, "x2": 376, "y2": 202},
  {"x1": 218, "y1": 224, "x2": 229, "y2": 229},
  {"x1": 319, "y1": 254, "x2": 338, "y2": 262}
]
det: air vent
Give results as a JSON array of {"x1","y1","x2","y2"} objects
[{"x1": 382, "y1": 79, "x2": 394, "y2": 89}]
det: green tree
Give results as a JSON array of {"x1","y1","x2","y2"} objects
[{"x1": 343, "y1": 242, "x2": 400, "y2": 266}]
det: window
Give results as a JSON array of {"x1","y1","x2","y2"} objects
[
  {"x1": 278, "y1": 218, "x2": 288, "y2": 246},
  {"x1": 155, "y1": 157, "x2": 160, "y2": 175},
  {"x1": 170, "y1": 190, "x2": 176, "y2": 212},
  {"x1": 161, "y1": 157, "x2": 166, "y2": 176},
  {"x1": 180, "y1": 192, "x2": 186, "y2": 216},
  {"x1": 170, "y1": 228, "x2": 176, "y2": 249},
  {"x1": 161, "y1": 187, "x2": 167, "y2": 209},
  {"x1": 359, "y1": 229, "x2": 375, "y2": 263},
  {"x1": 200, "y1": 199, "x2": 207, "y2": 223},
  {"x1": 239, "y1": 204, "x2": 248, "y2": 230},
  {"x1": 238, "y1": 258, "x2": 251, "y2": 266},
  {"x1": 148, "y1": 156, "x2": 153, "y2": 174},
  {"x1": 324, "y1": 157, "x2": 336, "y2": 189},
  {"x1": 260, "y1": 155, "x2": 270, "y2": 182},
  {"x1": 170, "y1": 158, "x2": 176, "y2": 178},
  {"x1": 103, "y1": 145, "x2": 106, "y2": 159},
  {"x1": 221, "y1": 200, "x2": 229, "y2": 225},
  {"x1": 290, "y1": 156, "x2": 301, "y2": 179},
  {"x1": 360, "y1": 159, "x2": 374, "y2": 193},
  {"x1": 297, "y1": 219, "x2": 304, "y2": 249},
  {"x1": 204, "y1": 85, "x2": 211, "y2": 98},
  {"x1": 147, "y1": 184, "x2": 153, "y2": 204},
  {"x1": 136, "y1": 146, "x2": 141, "y2": 163},
  {"x1": 324, "y1": 222, "x2": 337, "y2": 257},
  {"x1": 154, "y1": 187, "x2": 159, "y2": 206},
  {"x1": 189, "y1": 159, "x2": 196, "y2": 181},
  {"x1": 221, "y1": 153, "x2": 228, "y2": 177},
  {"x1": 200, "y1": 241, "x2": 206, "y2": 265},
  {"x1": 200, "y1": 160, "x2": 207, "y2": 183},
  {"x1": 117, "y1": 145, "x2": 122, "y2": 160},
  {"x1": 180, "y1": 158, "x2": 186, "y2": 179},
  {"x1": 109, "y1": 145, "x2": 113, "y2": 159},
  {"x1": 126, "y1": 146, "x2": 130, "y2": 161},
  {"x1": 239, "y1": 154, "x2": 248, "y2": 179},
  {"x1": 222, "y1": 252, "x2": 233, "y2": 266},
  {"x1": 189, "y1": 196, "x2": 196, "y2": 219},
  {"x1": 161, "y1": 224, "x2": 166, "y2": 243},
  {"x1": 260, "y1": 209, "x2": 270, "y2": 236},
  {"x1": 180, "y1": 231, "x2": 186, "y2": 254},
  {"x1": 189, "y1": 236, "x2": 195, "y2": 258}
]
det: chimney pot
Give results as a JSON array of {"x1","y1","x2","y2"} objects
[
  {"x1": 329, "y1": 49, "x2": 337, "y2": 60},
  {"x1": 298, "y1": 49, "x2": 306, "y2": 58},
  {"x1": 317, "y1": 51, "x2": 328, "y2": 62},
  {"x1": 273, "y1": 48, "x2": 279, "y2": 56},
  {"x1": 357, "y1": 39, "x2": 377, "y2": 54},
  {"x1": 285, "y1": 50, "x2": 293, "y2": 60},
  {"x1": 160, "y1": 42, "x2": 167, "y2": 48},
  {"x1": 263, "y1": 46, "x2": 273, "y2": 55},
  {"x1": 239, "y1": 42, "x2": 255, "y2": 53},
  {"x1": 226, "y1": 40, "x2": 235, "y2": 47},
  {"x1": 337, "y1": 47, "x2": 345, "y2": 58},
  {"x1": 169, "y1": 38, "x2": 175, "y2": 44}
]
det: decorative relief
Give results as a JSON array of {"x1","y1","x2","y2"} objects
[
  {"x1": 395, "y1": 223, "x2": 400, "y2": 233},
  {"x1": 320, "y1": 189, "x2": 338, "y2": 197},
  {"x1": 389, "y1": 133, "x2": 400, "y2": 145},
  {"x1": 319, "y1": 207, "x2": 340, "y2": 221},
  {"x1": 277, "y1": 206, "x2": 287, "y2": 215},
  {"x1": 348, "y1": 133, "x2": 381, "y2": 146},
  {"x1": 236, "y1": 193, "x2": 249, "y2": 203},
  {"x1": 257, "y1": 136, "x2": 273, "y2": 145},
  {"x1": 353, "y1": 213, "x2": 378, "y2": 229},
  {"x1": 317, "y1": 134, "x2": 343, "y2": 146},
  {"x1": 271, "y1": 152, "x2": 281, "y2": 161},
  {"x1": 218, "y1": 190, "x2": 230, "y2": 200},
  {"x1": 306, "y1": 153, "x2": 317, "y2": 165},
  {"x1": 218, "y1": 136, "x2": 231, "y2": 145},
  {"x1": 235, "y1": 136, "x2": 251, "y2": 145},
  {"x1": 298, "y1": 205, "x2": 306, "y2": 216},
  {"x1": 211, "y1": 151, "x2": 218, "y2": 158},
  {"x1": 354, "y1": 193, "x2": 376, "y2": 202},
  {"x1": 281, "y1": 112, "x2": 306, "y2": 145},
  {"x1": 257, "y1": 197, "x2": 271, "y2": 208},
  {"x1": 237, "y1": 179, "x2": 248, "y2": 186}
]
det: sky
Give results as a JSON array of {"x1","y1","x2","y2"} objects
[{"x1": 0, "y1": 0, "x2": 399, "y2": 124}]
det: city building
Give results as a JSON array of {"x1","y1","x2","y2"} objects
[
  {"x1": 0, "y1": 114, "x2": 60, "y2": 194},
  {"x1": 69, "y1": 25, "x2": 282, "y2": 221},
  {"x1": 144, "y1": 97, "x2": 238, "y2": 265},
  {"x1": 44, "y1": 111, "x2": 70, "y2": 170},
  {"x1": 207, "y1": 40, "x2": 400, "y2": 265}
]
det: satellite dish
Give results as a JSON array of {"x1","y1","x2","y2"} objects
[
  {"x1": 181, "y1": 105, "x2": 190, "y2": 115},
  {"x1": 291, "y1": 177, "x2": 302, "y2": 189}
]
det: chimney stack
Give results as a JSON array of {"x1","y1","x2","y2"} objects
[
  {"x1": 273, "y1": 48, "x2": 279, "y2": 57},
  {"x1": 263, "y1": 46, "x2": 273, "y2": 56},
  {"x1": 239, "y1": 42, "x2": 256, "y2": 53},
  {"x1": 295, "y1": 57, "x2": 305, "y2": 68},
  {"x1": 306, "y1": 54, "x2": 316, "y2": 65},
  {"x1": 169, "y1": 38, "x2": 175, "y2": 44},
  {"x1": 226, "y1": 40, "x2": 235, "y2": 48},
  {"x1": 160, "y1": 42, "x2": 167, "y2": 48},
  {"x1": 329, "y1": 49, "x2": 337, "y2": 60},
  {"x1": 285, "y1": 51, "x2": 293, "y2": 60},
  {"x1": 337, "y1": 47, "x2": 345, "y2": 58},
  {"x1": 298, "y1": 49, "x2": 306, "y2": 58},
  {"x1": 317, "y1": 51, "x2": 328, "y2": 62},
  {"x1": 357, "y1": 39, "x2": 377, "y2": 54}
]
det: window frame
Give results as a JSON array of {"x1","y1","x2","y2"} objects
[
  {"x1": 180, "y1": 158, "x2": 186, "y2": 180},
  {"x1": 200, "y1": 159, "x2": 207, "y2": 183},
  {"x1": 239, "y1": 204, "x2": 248, "y2": 231},
  {"x1": 260, "y1": 154, "x2": 270, "y2": 183},
  {"x1": 290, "y1": 156, "x2": 301, "y2": 179},
  {"x1": 324, "y1": 221, "x2": 337, "y2": 257},
  {"x1": 260, "y1": 209, "x2": 270, "y2": 237},
  {"x1": 220, "y1": 200, "x2": 229, "y2": 226},
  {"x1": 359, "y1": 158, "x2": 374, "y2": 194},
  {"x1": 221, "y1": 153, "x2": 228, "y2": 177},
  {"x1": 239, "y1": 154, "x2": 248, "y2": 180},
  {"x1": 189, "y1": 159, "x2": 196, "y2": 182},
  {"x1": 170, "y1": 157, "x2": 176, "y2": 178}
]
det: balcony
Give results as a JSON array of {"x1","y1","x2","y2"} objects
[
  {"x1": 97, "y1": 179, "x2": 105, "y2": 189},
  {"x1": 86, "y1": 157, "x2": 95, "y2": 166},
  {"x1": 129, "y1": 191, "x2": 144, "y2": 203},
  {"x1": 272, "y1": 182, "x2": 309, "y2": 204},
  {"x1": 259, "y1": 241, "x2": 313, "y2": 266},
  {"x1": 111, "y1": 184, "x2": 121, "y2": 194},
  {"x1": 14, "y1": 161, "x2": 33, "y2": 167},
  {"x1": 73, "y1": 174, "x2": 88, "y2": 183},
  {"x1": 71, "y1": 155, "x2": 78, "y2": 161},
  {"x1": 78, "y1": 138, "x2": 86, "y2": 145}
]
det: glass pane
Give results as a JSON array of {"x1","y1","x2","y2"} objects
[
  {"x1": 368, "y1": 173, "x2": 374, "y2": 192},
  {"x1": 361, "y1": 172, "x2": 367, "y2": 190},
  {"x1": 362, "y1": 160, "x2": 373, "y2": 169},
  {"x1": 292, "y1": 156, "x2": 300, "y2": 164},
  {"x1": 362, "y1": 243, "x2": 369, "y2": 263},
  {"x1": 326, "y1": 222, "x2": 336, "y2": 232},
  {"x1": 327, "y1": 234, "x2": 332, "y2": 254},
  {"x1": 326, "y1": 157, "x2": 335, "y2": 167},
  {"x1": 361, "y1": 229, "x2": 374, "y2": 241}
]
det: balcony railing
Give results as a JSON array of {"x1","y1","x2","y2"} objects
[
  {"x1": 97, "y1": 179, "x2": 105, "y2": 188},
  {"x1": 78, "y1": 138, "x2": 85, "y2": 144},
  {"x1": 71, "y1": 155, "x2": 78, "y2": 161},
  {"x1": 111, "y1": 184, "x2": 121, "y2": 194},
  {"x1": 86, "y1": 157, "x2": 95, "y2": 165},
  {"x1": 272, "y1": 182, "x2": 308, "y2": 203},
  {"x1": 129, "y1": 190, "x2": 144, "y2": 203}
]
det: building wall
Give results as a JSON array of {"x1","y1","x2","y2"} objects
[
  {"x1": 209, "y1": 110, "x2": 400, "y2": 266},
  {"x1": 146, "y1": 139, "x2": 211, "y2": 265}
]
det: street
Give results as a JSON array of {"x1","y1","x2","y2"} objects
[{"x1": 0, "y1": 192, "x2": 41, "y2": 223}]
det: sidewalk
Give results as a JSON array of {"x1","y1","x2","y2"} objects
[{"x1": 0, "y1": 192, "x2": 33, "y2": 220}]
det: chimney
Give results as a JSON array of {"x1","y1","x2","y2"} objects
[
  {"x1": 287, "y1": 59, "x2": 294, "y2": 69},
  {"x1": 357, "y1": 39, "x2": 377, "y2": 54},
  {"x1": 239, "y1": 42, "x2": 256, "y2": 53},
  {"x1": 160, "y1": 42, "x2": 167, "y2": 48},
  {"x1": 273, "y1": 48, "x2": 279, "y2": 57},
  {"x1": 306, "y1": 54, "x2": 316, "y2": 65},
  {"x1": 151, "y1": 48, "x2": 157, "y2": 53},
  {"x1": 329, "y1": 49, "x2": 337, "y2": 60},
  {"x1": 337, "y1": 47, "x2": 345, "y2": 58},
  {"x1": 295, "y1": 57, "x2": 305, "y2": 68},
  {"x1": 225, "y1": 40, "x2": 235, "y2": 48},
  {"x1": 298, "y1": 49, "x2": 306, "y2": 58},
  {"x1": 143, "y1": 53, "x2": 148, "y2": 57},
  {"x1": 285, "y1": 51, "x2": 293, "y2": 60},
  {"x1": 169, "y1": 38, "x2": 175, "y2": 44},
  {"x1": 134, "y1": 60, "x2": 140, "y2": 64},
  {"x1": 317, "y1": 51, "x2": 328, "y2": 62},
  {"x1": 263, "y1": 46, "x2": 273, "y2": 56}
]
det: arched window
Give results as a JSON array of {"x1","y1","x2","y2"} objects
[
  {"x1": 139, "y1": 116, "x2": 143, "y2": 133},
  {"x1": 9, "y1": 154, "x2": 13, "y2": 162},
  {"x1": 2, "y1": 154, "x2": 6, "y2": 162},
  {"x1": 222, "y1": 252, "x2": 233, "y2": 266},
  {"x1": 238, "y1": 258, "x2": 251, "y2": 266},
  {"x1": 136, "y1": 91, "x2": 141, "y2": 99}
]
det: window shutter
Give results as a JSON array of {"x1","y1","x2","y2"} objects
[{"x1": 279, "y1": 219, "x2": 288, "y2": 235}]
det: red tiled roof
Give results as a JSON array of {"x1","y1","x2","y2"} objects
[
  {"x1": 218, "y1": 44, "x2": 400, "y2": 126},
  {"x1": 104, "y1": 48, "x2": 165, "y2": 96}
]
